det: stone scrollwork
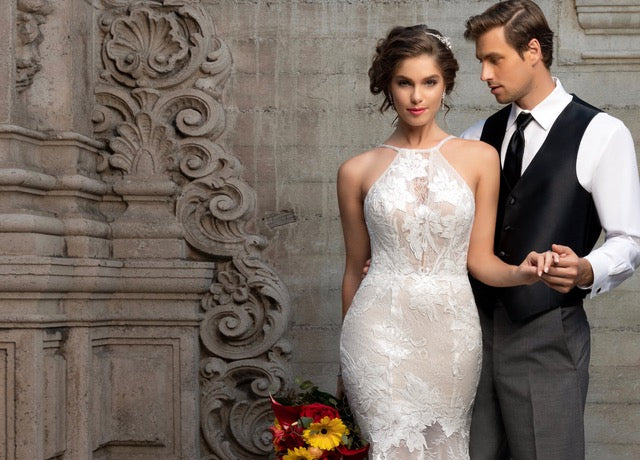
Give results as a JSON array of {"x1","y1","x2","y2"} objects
[
  {"x1": 94, "y1": 0, "x2": 292, "y2": 458},
  {"x1": 200, "y1": 346, "x2": 291, "y2": 459},
  {"x1": 98, "y1": 1, "x2": 231, "y2": 92},
  {"x1": 16, "y1": 0, "x2": 53, "y2": 92},
  {"x1": 199, "y1": 259, "x2": 291, "y2": 361},
  {"x1": 106, "y1": 7, "x2": 189, "y2": 82}
]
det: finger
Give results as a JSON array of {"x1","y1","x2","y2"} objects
[
  {"x1": 544, "y1": 266, "x2": 574, "y2": 279},
  {"x1": 532, "y1": 253, "x2": 544, "y2": 276},
  {"x1": 540, "y1": 278, "x2": 572, "y2": 293},
  {"x1": 524, "y1": 265, "x2": 538, "y2": 276},
  {"x1": 540, "y1": 272, "x2": 574, "y2": 288},
  {"x1": 542, "y1": 251, "x2": 555, "y2": 274},
  {"x1": 552, "y1": 243, "x2": 574, "y2": 256}
]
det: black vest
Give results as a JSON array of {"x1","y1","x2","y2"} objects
[{"x1": 472, "y1": 96, "x2": 603, "y2": 322}]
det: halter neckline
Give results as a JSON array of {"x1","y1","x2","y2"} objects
[{"x1": 380, "y1": 135, "x2": 455, "y2": 152}]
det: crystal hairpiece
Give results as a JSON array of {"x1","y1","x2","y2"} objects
[{"x1": 425, "y1": 32, "x2": 453, "y2": 51}]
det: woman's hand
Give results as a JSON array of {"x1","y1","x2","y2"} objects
[{"x1": 519, "y1": 250, "x2": 559, "y2": 284}]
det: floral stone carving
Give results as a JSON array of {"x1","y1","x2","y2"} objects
[
  {"x1": 16, "y1": 0, "x2": 53, "y2": 92},
  {"x1": 94, "y1": 1, "x2": 293, "y2": 458}
]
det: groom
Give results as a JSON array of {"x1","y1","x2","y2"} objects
[{"x1": 461, "y1": 1, "x2": 640, "y2": 459}]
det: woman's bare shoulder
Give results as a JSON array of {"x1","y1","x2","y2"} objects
[
  {"x1": 448, "y1": 137, "x2": 499, "y2": 167},
  {"x1": 338, "y1": 147, "x2": 387, "y2": 177},
  {"x1": 452, "y1": 137, "x2": 497, "y2": 156}
]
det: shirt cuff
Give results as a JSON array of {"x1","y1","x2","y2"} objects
[{"x1": 583, "y1": 252, "x2": 609, "y2": 297}]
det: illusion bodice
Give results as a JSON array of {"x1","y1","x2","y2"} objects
[{"x1": 365, "y1": 137, "x2": 475, "y2": 278}]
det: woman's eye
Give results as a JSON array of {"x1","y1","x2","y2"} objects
[{"x1": 425, "y1": 79, "x2": 438, "y2": 86}]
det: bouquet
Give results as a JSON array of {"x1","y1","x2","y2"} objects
[{"x1": 269, "y1": 379, "x2": 369, "y2": 460}]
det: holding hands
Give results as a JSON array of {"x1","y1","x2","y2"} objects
[
  {"x1": 522, "y1": 244, "x2": 594, "y2": 291},
  {"x1": 540, "y1": 244, "x2": 594, "y2": 292},
  {"x1": 519, "y1": 249, "x2": 559, "y2": 284},
  {"x1": 363, "y1": 245, "x2": 592, "y2": 293}
]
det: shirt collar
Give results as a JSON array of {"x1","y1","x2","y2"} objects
[{"x1": 507, "y1": 77, "x2": 573, "y2": 131}]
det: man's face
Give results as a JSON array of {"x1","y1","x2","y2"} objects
[{"x1": 475, "y1": 26, "x2": 535, "y2": 106}]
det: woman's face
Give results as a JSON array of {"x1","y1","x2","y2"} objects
[{"x1": 389, "y1": 54, "x2": 445, "y2": 127}]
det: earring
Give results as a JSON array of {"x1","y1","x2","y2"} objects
[{"x1": 441, "y1": 92, "x2": 446, "y2": 111}]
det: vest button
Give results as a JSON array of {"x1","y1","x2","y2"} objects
[
  {"x1": 504, "y1": 225, "x2": 512, "y2": 231},
  {"x1": 509, "y1": 197, "x2": 516, "y2": 205},
  {"x1": 498, "y1": 250, "x2": 506, "y2": 258}
]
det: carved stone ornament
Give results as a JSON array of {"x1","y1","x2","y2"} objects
[
  {"x1": 557, "y1": 1, "x2": 640, "y2": 65},
  {"x1": 93, "y1": 1, "x2": 293, "y2": 458},
  {"x1": 16, "y1": 0, "x2": 53, "y2": 92},
  {"x1": 575, "y1": 0, "x2": 640, "y2": 35}
]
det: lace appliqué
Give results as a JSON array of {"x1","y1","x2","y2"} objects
[{"x1": 341, "y1": 142, "x2": 482, "y2": 460}]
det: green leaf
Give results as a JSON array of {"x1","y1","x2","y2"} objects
[{"x1": 300, "y1": 416, "x2": 313, "y2": 428}]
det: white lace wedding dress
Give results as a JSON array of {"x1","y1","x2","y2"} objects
[{"x1": 340, "y1": 136, "x2": 482, "y2": 459}]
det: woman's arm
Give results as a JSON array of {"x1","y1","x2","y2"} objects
[
  {"x1": 466, "y1": 143, "x2": 553, "y2": 287},
  {"x1": 337, "y1": 158, "x2": 371, "y2": 318}
]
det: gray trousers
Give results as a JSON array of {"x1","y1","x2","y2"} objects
[{"x1": 469, "y1": 304, "x2": 591, "y2": 460}]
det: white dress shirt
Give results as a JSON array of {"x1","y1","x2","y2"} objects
[{"x1": 462, "y1": 79, "x2": 640, "y2": 298}]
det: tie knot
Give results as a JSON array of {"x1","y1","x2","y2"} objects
[{"x1": 515, "y1": 112, "x2": 533, "y2": 130}]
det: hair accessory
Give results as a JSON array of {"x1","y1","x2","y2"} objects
[{"x1": 425, "y1": 32, "x2": 453, "y2": 51}]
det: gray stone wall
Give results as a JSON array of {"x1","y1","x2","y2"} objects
[{"x1": 208, "y1": 0, "x2": 640, "y2": 457}]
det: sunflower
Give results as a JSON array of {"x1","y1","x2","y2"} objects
[
  {"x1": 282, "y1": 447, "x2": 319, "y2": 460},
  {"x1": 303, "y1": 416, "x2": 349, "y2": 451}
]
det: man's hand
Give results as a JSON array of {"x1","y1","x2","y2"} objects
[
  {"x1": 362, "y1": 259, "x2": 371, "y2": 279},
  {"x1": 540, "y1": 244, "x2": 594, "y2": 293}
]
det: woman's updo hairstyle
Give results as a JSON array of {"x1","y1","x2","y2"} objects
[{"x1": 369, "y1": 25, "x2": 459, "y2": 113}]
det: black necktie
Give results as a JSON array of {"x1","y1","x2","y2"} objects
[{"x1": 504, "y1": 112, "x2": 534, "y2": 188}]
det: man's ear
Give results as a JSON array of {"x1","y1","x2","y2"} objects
[{"x1": 526, "y1": 38, "x2": 543, "y2": 64}]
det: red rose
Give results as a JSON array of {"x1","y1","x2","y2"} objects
[{"x1": 299, "y1": 402, "x2": 340, "y2": 422}]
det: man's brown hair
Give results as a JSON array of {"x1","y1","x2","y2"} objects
[{"x1": 464, "y1": 0, "x2": 554, "y2": 68}]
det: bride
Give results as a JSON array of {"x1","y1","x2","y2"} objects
[{"x1": 337, "y1": 25, "x2": 554, "y2": 459}]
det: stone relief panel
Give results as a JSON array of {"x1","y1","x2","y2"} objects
[
  {"x1": 0, "y1": 342, "x2": 16, "y2": 460},
  {"x1": 43, "y1": 334, "x2": 66, "y2": 459},
  {"x1": 558, "y1": 1, "x2": 640, "y2": 66},
  {"x1": 93, "y1": 1, "x2": 293, "y2": 457},
  {"x1": 92, "y1": 339, "x2": 180, "y2": 456},
  {"x1": 16, "y1": 0, "x2": 53, "y2": 92}
]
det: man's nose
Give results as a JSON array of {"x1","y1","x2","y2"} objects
[{"x1": 480, "y1": 63, "x2": 493, "y2": 81}]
